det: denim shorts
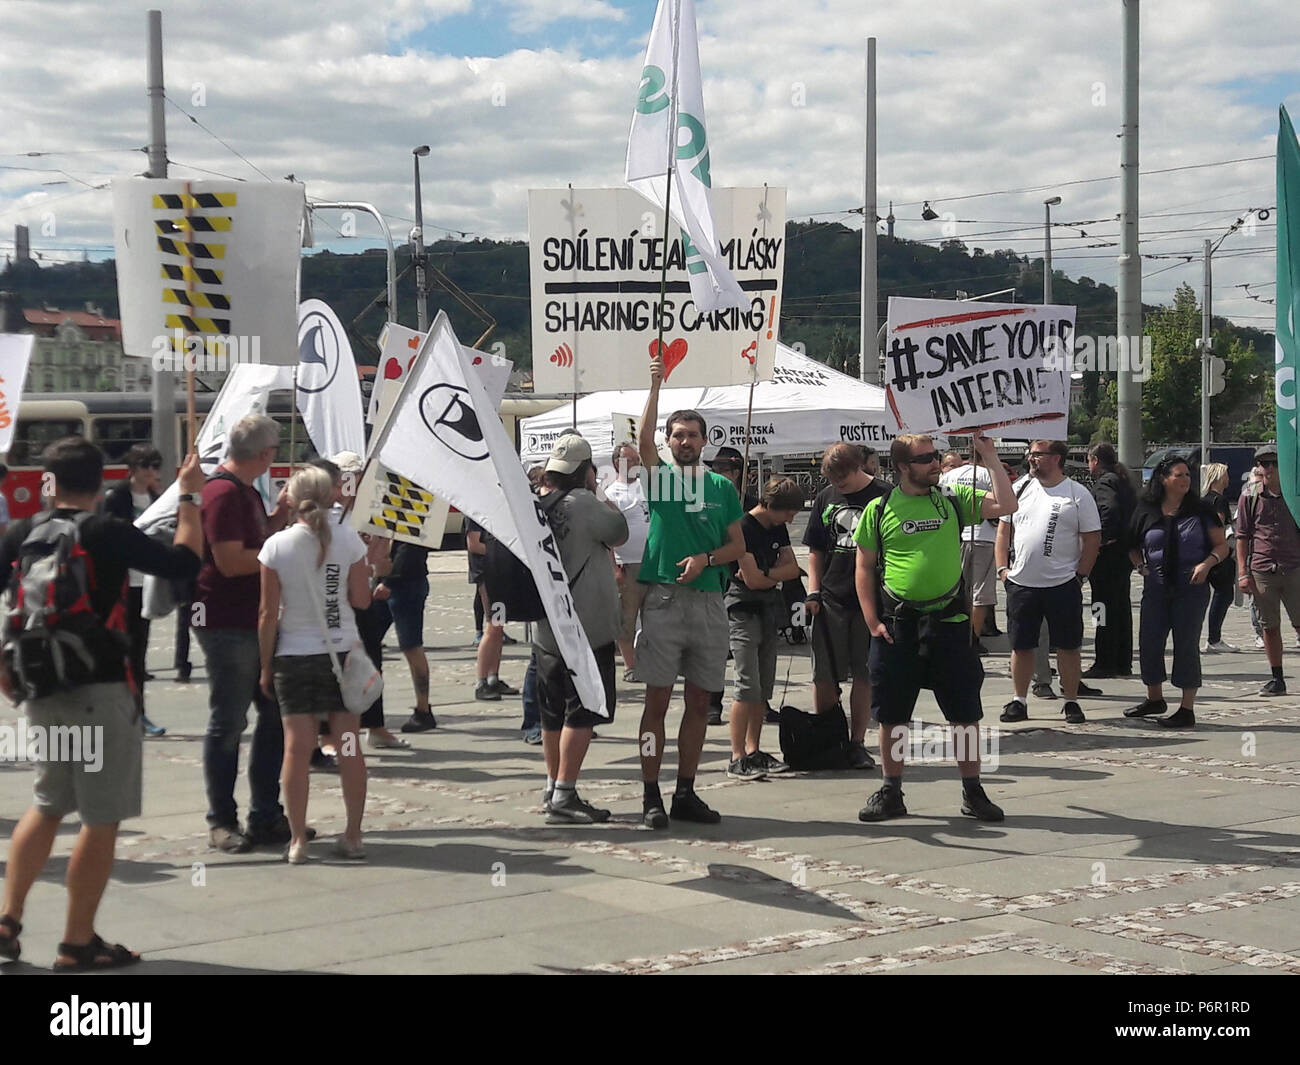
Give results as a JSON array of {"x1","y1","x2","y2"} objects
[{"x1": 385, "y1": 575, "x2": 429, "y2": 651}]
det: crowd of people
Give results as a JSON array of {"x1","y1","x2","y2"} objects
[{"x1": 0, "y1": 361, "x2": 1294, "y2": 966}]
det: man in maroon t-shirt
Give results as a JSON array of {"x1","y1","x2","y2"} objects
[{"x1": 195, "y1": 415, "x2": 292, "y2": 852}]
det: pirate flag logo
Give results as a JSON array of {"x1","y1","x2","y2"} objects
[{"x1": 419, "y1": 383, "x2": 489, "y2": 461}]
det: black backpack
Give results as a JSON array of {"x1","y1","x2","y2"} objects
[
  {"x1": 483, "y1": 533, "x2": 546, "y2": 623},
  {"x1": 2, "y1": 512, "x2": 128, "y2": 701}
]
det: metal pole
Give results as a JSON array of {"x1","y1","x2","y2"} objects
[
  {"x1": 1200, "y1": 238, "x2": 1212, "y2": 463},
  {"x1": 413, "y1": 154, "x2": 429, "y2": 332},
  {"x1": 861, "y1": 37, "x2": 878, "y2": 385},
  {"x1": 1116, "y1": 0, "x2": 1143, "y2": 475},
  {"x1": 1043, "y1": 202, "x2": 1054, "y2": 304},
  {"x1": 309, "y1": 202, "x2": 396, "y2": 323},
  {"x1": 146, "y1": 10, "x2": 178, "y2": 482}
]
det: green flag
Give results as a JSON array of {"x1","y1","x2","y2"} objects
[{"x1": 1279, "y1": 106, "x2": 1300, "y2": 520}]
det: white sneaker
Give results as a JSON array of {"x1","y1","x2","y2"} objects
[
  {"x1": 1255, "y1": 635, "x2": 1265, "y2": 649},
  {"x1": 1206, "y1": 640, "x2": 1240, "y2": 653}
]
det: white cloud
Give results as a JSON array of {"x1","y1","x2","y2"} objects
[{"x1": 0, "y1": 0, "x2": 1292, "y2": 332}]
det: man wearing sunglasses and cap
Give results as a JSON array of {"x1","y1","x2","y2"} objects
[{"x1": 1237, "y1": 444, "x2": 1300, "y2": 695}]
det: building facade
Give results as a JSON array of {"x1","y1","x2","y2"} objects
[{"x1": 21, "y1": 307, "x2": 152, "y2": 394}]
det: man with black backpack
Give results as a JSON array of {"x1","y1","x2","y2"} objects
[
  {"x1": 0, "y1": 437, "x2": 203, "y2": 969},
  {"x1": 854, "y1": 432, "x2": 1017, "y2": 823}
]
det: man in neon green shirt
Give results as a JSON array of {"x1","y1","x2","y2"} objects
[
  {"x1": 635, "y1": 354, "x2": 745, "y2": 829},
  {"x1": 853, "y1": 431, "x2": 1018, "y2": 823}
]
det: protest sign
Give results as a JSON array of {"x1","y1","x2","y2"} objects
[
  {"x1": 112, "y1": 178, "x2": 304, "y2": 366},
  {"x1": 0, "y1": 334, "x2": 35, "y2": 452},
  {"x1": 528, "y1": 186, "x2": 785, "y2": 393},
  {"x1": 883, "y1": 298, "x2": 1074, "y2": 435}
]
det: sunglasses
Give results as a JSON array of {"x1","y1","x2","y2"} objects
[
  {"x1": 1259, "y1": 459, "x2": 1278, "y2": 468},
  {"x1": 905, "y1": 451, "x2": 942, "y2": 465},
  {"x1": 1028, "y1": 451, "x2": 1054, "y2": 459},
  {"x1": 137, "y1": 461, "x2": 162, "y2": 470}
]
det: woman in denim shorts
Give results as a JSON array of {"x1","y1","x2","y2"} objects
[{"x1": 258, "y1": 467, "x2": 372, "y2": 863}]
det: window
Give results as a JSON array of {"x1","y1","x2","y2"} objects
[
  {"x1": 8, "y1": 418, "x2": 84, "y2": 467},
  {"x1": 42, "y1": 371, "x2": 55, "y2": 390},
  {"x1": 92, "y1": 417, "x2": 154, "y2": 464}
]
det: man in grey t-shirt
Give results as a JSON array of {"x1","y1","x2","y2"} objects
[{"x1": 533, "y1": 434, "x2": 628, "y2": 823}]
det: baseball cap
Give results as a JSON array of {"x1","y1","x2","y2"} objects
[
  {"x1": 546, "y1": 433, "x2": 592, "y2": 474},
  {"x1": 1254, "y1": 444, "x2": 1279, "y2": 462},
  {"x1": 330, "y1": 450, "x2": 364, "y2": 474},
  {"x1": 711, "y1": 446, "x2": 744, "y2": 468}
]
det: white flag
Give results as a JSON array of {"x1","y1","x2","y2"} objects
[
  {"x1": 376, "y1": 312, "x2": 609, "y2": 718},
  {"x1": 626, "y1": 0, "x2": 747, "y2": 313},
  {"x1": 0, "y1": 334, "x2": 35, "y2": 453},
  {"x1": 136, "y1": 361, "x2": 292, "y2": 534},
  {"x1": 297, "y1": 300, "x2": 366, "y2": 459}
]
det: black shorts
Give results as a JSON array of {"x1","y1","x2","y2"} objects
[
  {"x1": 535, "y1": 641, "x2": 617, "y2": 731},
  {"x1": 868, "y1": 617, "x2": 983, "y2": 725},
  {"x1": 1006, "y1": 578, "x2": 1085, "y2": 652}
]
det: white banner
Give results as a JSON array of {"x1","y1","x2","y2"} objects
[
  {"x1": 0, "y1": 333, "x2": 35, "y2": 453},
  {"x1": 368, "y1": 321, "x2": 511, "y2": 424},
  {"x1": 112, "y1": 178, "x2": 304, "y2": 365},
  {"x1": 884, "y1": 298, "x2": 1075, "y2": 436},
  {"x1": 626, "y1": 0, "x2": 746, "y2": 314},
  {"x1": 529, "y1": 186, "x2": 784, "y2": 393},
  {"x1": 376, "y1": 312, "x2": 608, "y2": 718},
  {"x1": 297, "y1": 300, "x2": 365, "y2": 460}
]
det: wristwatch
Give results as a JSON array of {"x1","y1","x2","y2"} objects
[
  {"x1": 705, "y1": 551, "x2": 716, "y2": 567},
  {"x1": 178, "y1": 493, "x2": 201, "y2": 507}
]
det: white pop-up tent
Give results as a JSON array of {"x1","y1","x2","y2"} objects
[{"x1": 520, "y1": 344, "x2": 899, "y2": 464}]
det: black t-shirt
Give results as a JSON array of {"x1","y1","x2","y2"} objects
[
  {"x1": 725, "y1": 512, "x2": 790, "y2": 612},
  {"x1": 464, "y1": 518, "x2": 487, "y2": 582},
  {"x1": 803, "y1": 479, "x2": 889, "y2": 604},
  {"x1": 0, "y1": 508, "x2": 201, "y2": 684},
  {"x1": 388, "y1": 542, "x2": 432, "y2": 582}
]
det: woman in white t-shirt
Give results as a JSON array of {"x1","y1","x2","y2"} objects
[{"x1": 257, "y1": 467, "x2": 371, "y2": 863}]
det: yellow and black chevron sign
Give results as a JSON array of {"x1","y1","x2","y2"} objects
[
  {"x1": 156, "y1": 235, "x2": 226, "y2": 259},
  {"x1": 155, "y1": 215, "x2": 233, "y2": 234},
  {"x1": 152, "y1": 192, "x2": 237, "y2": 210},
  {"x1": 163, "y1": 288, "x2": 231, "y2": 310},
  {"x1": 165, "y1": 312, "x2": 233, "y2": 335},
  {"x1": 161, "y1": 263, "x2": 224, "y2": 285},
  {"x1": 383, "y1": 472, "x2": 435, "y2": 505},
  {"x1": 366, "y1": 515, "x2": 424, "y2": 538}
]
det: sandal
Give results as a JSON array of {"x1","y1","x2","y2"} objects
[
  {"x1": 0, "y1": 914, "x2": 20, "y2": 962},
  {"x1": 53, "y1": 934, "x2": 141, "y2": 971}
]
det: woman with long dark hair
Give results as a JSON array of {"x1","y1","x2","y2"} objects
[{"x1": 1124, "y1": 458, "x2": 1227, "y2": 728}]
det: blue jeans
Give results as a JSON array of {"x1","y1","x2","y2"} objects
[
  {"x1": 521, "y1": 651, "x2": 539, "y2": 730},
  {"x1": 1139, "y1": 577, "x2": 1210, "y2": 690},
  {"x1": 196, "y1": 627, "x2": 284, "y2": 830}
]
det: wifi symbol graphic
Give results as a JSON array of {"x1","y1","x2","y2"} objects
[{"x1": 550, "y1": 343, "x2": 574, "y2": 368}]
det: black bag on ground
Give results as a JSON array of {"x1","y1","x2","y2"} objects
[{"x1": 778, "y1": 703, "x2": 851, "y2": 770}]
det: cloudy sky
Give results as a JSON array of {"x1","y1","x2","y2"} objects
[{"x1": 1, "y1": 0, "x2": 1295, "y2": 333}]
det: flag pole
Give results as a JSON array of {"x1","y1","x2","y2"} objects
[
  {"x1": 739, "y1": 184, "x2": 771, "y2": 495},
  {"x1": 652, "y1": 0, "x2": 682, "y2": 384},
  {"x1": 288, "y1": 365, "x2": 298, "y2": 474}
]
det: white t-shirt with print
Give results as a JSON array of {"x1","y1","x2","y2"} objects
[
  {"x1": 940, "y1": 465, "x2": 995, "y2": 544},
  {"x1": 258, "y1": 522, "x2": 366, "y2": 656},
  {"x1": 1000, "y1": 476, "x2": 1101, "y2": 587}
]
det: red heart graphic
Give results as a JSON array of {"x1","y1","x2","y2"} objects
[
  {"x1": 649, "y1": 337, "x2": 689, "y2": 380},
  {"x1": 407, "y1": 354, "x2": 418, "y2": 373},
  {"x1": 472, "y1": 355, "x2": 483, "y2": 365},
  {"x1": 407, "y1": 336, "x2": 419, "y2": 349},
  {"x1": 383, "y1": 357, "x2": 403, "y2": 380}
]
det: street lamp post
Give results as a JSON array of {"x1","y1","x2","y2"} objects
[
  {"x1": 1043, "y1": 196, "x2": 1061, "y2": 304},
  {"x1": 412, "y1": 145, "x2": 431, "y2": 332}
]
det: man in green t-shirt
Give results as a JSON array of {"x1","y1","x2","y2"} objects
[
  {"x1": 852, "y1": 431, "x2": 1017, "y2": 824},
  {"x1": 634, "y1": 354, "x2": 745, "y2": 829}
]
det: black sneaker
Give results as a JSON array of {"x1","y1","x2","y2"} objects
[
  {"x1": 1158, "y1": 707, "x2": 1196, "y2": 729},
  {"x1": 765, "y1": 704, "x2": 781, "y2": 724},
  {"x1": 707, "y1": 706, "x2": 724, "y2": 725},
  {"x1": 642, "y1": 804, "x2": 669, "y2": 829},
  {"x1": 960, "y1": 785, "x2": 1005, "y2": 822},
  {"x1": 1260, "y1": 677, "x2": 1288, "y2": 697},
  {"x1": 1124, "y1": 698, "x2": 1167, "y2": 718},
  {"x1": 208, "y1": 824, "x2": 252, "y2": 854},
  {"x1": 670, "y1": 791, "x2": 722, "y2": 824},
  {"x1": 401, "y1": 711, "x2": 438, "y2": 732},
  {"x1": 727, "y1": 754, "x2": 767, "y2": 781},
  {"x1": 972, "y1": 640, "x2": 989, "y2": 656},
  {"x1": 1031, "y1": 682, "x2": 1057, "y2": 700},
  {"x1": 247, "y1": 817, "x2": 290, "y2": 846},
  {"x1": 1062, "y1": 701, "x2": 1086, "y2": 724},
  {"x1": 999, "y1": 699, "x2": 1028, "y2": 723},
  {"x1": 858, "y1": 785, "x2": 907, "y2": 822},
  {"x1": 310, "y1": 748, "x2": 338, "y2": 772},
  {"x1": 177, "y1": 662, "x2": 193, "y2": 682},
  {"x1": 848, "y1": 741, "x2": 876, "y2": 770},
  {"x1": 1075, "y1": 681, "x2": 1103, "y2": 698},
  {"x1": 474, "y1": 682, "x2": 501, "y2": 702},
  {"x1": 753, "y1": 750, "x2": 790, "y2": 775},
  {"x1": 545, "y1": 791, "x2": 611, "y2": 824},
  {"x1": 489, "y1": 678, "x2": 519, "y2": 697}
]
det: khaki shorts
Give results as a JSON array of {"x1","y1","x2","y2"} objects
[
  {"x1": 25, "y1": 682, "x2": 142, "y2": 825},
  {"x1": 962, "y1": 541, "x2": 998, "y2": 607},
  {"x1": 637, "y1": 583, "x2": 728, "y2": 691},
  {"x1": 810, "y1": 595, "x2": 871, "y2": 684},
  {"x1": 1252, "y1": 568, "x2": 1300, "y2": 631},
  {"x1": 618, "y1": 563, "x2": 648, "y2": 643},
  {"x1": 728, "y1": 608, "x2": 778, "y2": 704}
]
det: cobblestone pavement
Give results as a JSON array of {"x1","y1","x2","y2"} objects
[{"x1": 2, "y1": 551, "x2": 1297, "y2": 975}]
